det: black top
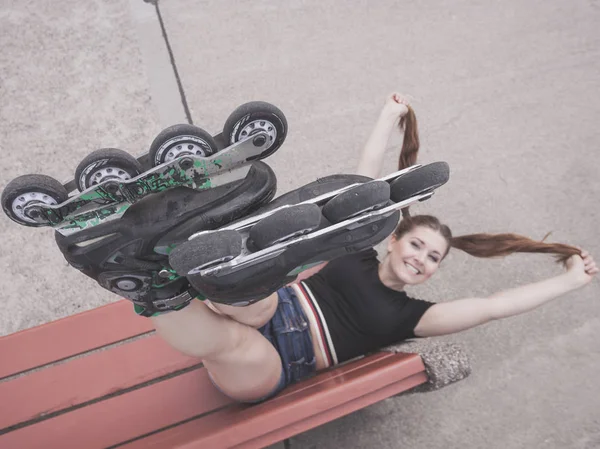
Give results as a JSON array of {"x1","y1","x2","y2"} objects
[{"x1": 302, "y1": 249, "x2": 435, "y2": 363}]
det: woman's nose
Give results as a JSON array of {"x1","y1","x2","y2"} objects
[{"x1": 415, "y1": 252, "x2": 426, "y2": 265}]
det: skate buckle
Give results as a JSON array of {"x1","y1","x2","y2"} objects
[{"x1": 152, "y1": 289, "x2": 196, "y2": 310}]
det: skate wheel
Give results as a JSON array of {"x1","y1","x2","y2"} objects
[
  {"x1": 322, "y1": 181, "x2": 390, "y2": 223},
  {"x1": 1, "y1": 174, "x2": 69, "y2": 226},
  {"x1": 74, "y1": 148, "x2": 143, "y2": 192},
  {"x1": 223, "y1": 101, "x2": 287, "y2": 160},
  {"x1": 390, "y1": 162, "x2": 450, "y2": 203},
  {"x1": 169, "y1": 230, "x2": 243, "y2": 275},
  {"x1": 249, "y1": 203, "x2": 322, "y2": 249},
  {"x1": 149, "y1": 124, "x2": 219, "y2": 167}
]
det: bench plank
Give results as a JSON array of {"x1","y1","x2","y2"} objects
[
  {"x1": 0, "y1": 367, "x2": 233, "y2": 449},
  {"x1": 0, "y1": 334, "x2": 198, "y2": 431},
  {"x1": 120, "y1": 353, "x2": 426, "y2": 449},
  {"x1": 0, "y1": 353, "x2": 424, "y2": 449},
  {"x1": 233, "y1": 371, "x2": 428, "y2": 449},
  {"x1": 0, "y1": 300, "x2": 153, "y2": 379}
]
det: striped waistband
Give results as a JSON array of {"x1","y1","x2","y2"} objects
[{"x1": 291, "y1": 282, "x2": 338, "y2": 367}]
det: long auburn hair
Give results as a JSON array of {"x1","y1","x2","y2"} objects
[{"x1": 396, "y1": 106, "x2": 580, "y2": 265}]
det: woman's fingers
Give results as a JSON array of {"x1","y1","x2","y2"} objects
[
  {"x1": 390, "y1": 92, "x2": 409, "y2": 105},
  {"x1": 572, "y1": 247, "x2": 597, "y2": 276},
  {"x1": 583, "y1": 257, "x2": 597, "y2": 275},
  {"x1": 571, "y1": 248, "x2": 598, "y2": 277}
]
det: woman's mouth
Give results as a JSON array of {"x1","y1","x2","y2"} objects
[{"x1": 405, "y1": 262, "x2": 421, "y2": 275}]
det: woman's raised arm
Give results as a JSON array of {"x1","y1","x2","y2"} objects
[
  {"x1": 413, "y1": 251, "x2": 597, "y2": 337},
  {"x1": 356, "y1": 93, "x2": 410, "y2": 179}
]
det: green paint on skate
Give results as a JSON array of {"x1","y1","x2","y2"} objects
[
  {"x1": 153, "y1": 243, "x2": 175, "y2": 256},
  {"x1": 287, "y1": 261, "x2": 324, "y2": 276},
  {"x1": 79, "y1": 191, "x2": 102, "y2": 201},
  {"x1": 116, "y1": 203, "x2": 130, "y2": 215},
  {"x1": 144, "y1": 167, "x2": 195, "y2": 191},
  {"x1": 198, "y1": 178, "x2": 212, "y2": 189},
  {"x1": 60, "y1": 203, "x2": 130, "y2": 231},
  {"x1": 179, "y1": 169, "x2": 192, "y2": 181},
  {"x1": 193, "y1": 159, "x2": 211, "y2": 174},
  {"x1": 79, "y1": 187, "x2": 119, "y2": 202},
  {"x1": 152, "y1": 274, "x2": 181, "y2": 288}
]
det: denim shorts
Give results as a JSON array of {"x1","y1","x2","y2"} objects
[{"x1": 210, "y1": 286, "x2": 316, "y2": 404}]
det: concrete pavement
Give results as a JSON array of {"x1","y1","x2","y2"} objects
[{"x1": 1, "y1": 1, "x2": 599, "y2": 447}]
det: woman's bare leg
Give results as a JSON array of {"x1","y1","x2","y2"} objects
[
  {"x1": 208, "y1": 292, "x2": 279, "y2": 328},
  {"x1": 151, "y1": 299, "x2": 282, "y2": 402}
]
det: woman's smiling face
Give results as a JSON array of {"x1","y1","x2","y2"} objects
[{"x1": 386, "y1": 225, "x2": 449, "y2": 285}]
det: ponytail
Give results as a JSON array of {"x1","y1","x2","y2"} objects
[
  {"x1": 450, "y1": 233, "x2": 580, "y2": 265},
  {"x1": 398, "y1": 106, "x2": 420, "y2": 172},
  {"x1": 394, "y1": 215, "x2": 580, "y2": 266},
  {"x1": 397, "y1": 106, "x2": 420, "y2": 218}
]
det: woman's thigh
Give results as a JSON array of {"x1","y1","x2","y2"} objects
[
  {"x1": 203, "y1": 322, "x2": 284, "y2": 402},
  {"x1": 152, "y1": 300, "x2": 283, "y2": 403}
]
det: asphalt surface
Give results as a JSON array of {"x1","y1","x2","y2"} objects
[{"x1": 1, "y1": 1, "x2": 599, "y2": 448}]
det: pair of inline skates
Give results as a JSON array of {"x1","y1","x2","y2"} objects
[{"x1": 2, "y1": 101, "x2": 450, "y2": 315}]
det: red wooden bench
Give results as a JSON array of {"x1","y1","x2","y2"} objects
[{"x1": 0, "y1": 300, "x2": 470, "y2": 449}]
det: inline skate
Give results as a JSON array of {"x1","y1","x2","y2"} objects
[
  {"x1": 170, "y1": 161, "x2": 450, "y2": 305},
  {"x1": 2, "y1": 101, "x2": 286, "y2": 316}
]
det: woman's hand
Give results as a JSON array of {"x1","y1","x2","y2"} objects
[
  {"x1": 565, "y1": 249, "x2": 598, "y2": 287},
  {"x1": 381, "y1": 92, "x2": 410, "y2": 119}
]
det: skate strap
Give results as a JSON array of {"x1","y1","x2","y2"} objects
[{"x1": 133, "y1": 288, "x2": 206, "y2": 317}]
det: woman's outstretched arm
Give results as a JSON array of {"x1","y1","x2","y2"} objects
[
  {"x1": 356, "y1": 93, "x2": 409, "y2": 178},
  {"x1": 413, "y1": 250, "x2": 598, "y2": 337}
]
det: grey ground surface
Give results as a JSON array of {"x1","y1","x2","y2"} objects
[{"x1": 1, "y1": 1, "x2": 599, "y2": 448}]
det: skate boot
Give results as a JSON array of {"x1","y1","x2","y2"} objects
[
  {"x1": 55, "y1": 161, "x2": 277, "y2": 316},
  {"x1": 169, "y1": 161, "x2": 450, "y2": 306},
  {"x1": 2, "y1": 101, "x2": 286, "y2": 316},
  {"x1": 1, "y1": 101, "x2": 287, "y2": 236}
]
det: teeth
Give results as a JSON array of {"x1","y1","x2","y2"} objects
[{"x1": 405, "y1": 263, "x2": 420, "y2": 275}]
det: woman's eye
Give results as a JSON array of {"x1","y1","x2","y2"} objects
[
  {"x1": 411, "y1": 242, "x2": 419, "y2": 248},
  {"x1": 429, "y1": 255, "x2": 439, "y2": 263}
]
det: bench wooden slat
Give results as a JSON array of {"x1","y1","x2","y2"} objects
[
  {"x1": 0, "y1": 367, "x2": 232, "y2": 449},
  {"x1": 120, "y1": 352, "x2": 426, "y2": 449},
  {"x1": 126, "y1": 354, "x2": 425, "y2": 448},
  {"x1": 0, "y1": 352, "x2": 424, "y2": 449},
  {"x1": 231, "y1": 371, "x2": 428, "y2": 449},
  {"x1": 0, "y1": 300, "x2": 153, "y2": 378},
  {"x1": 0, "y1": 334, "x2": 198, "y2": 430}
]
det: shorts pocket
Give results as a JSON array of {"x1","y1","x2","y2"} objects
[{"x1": 288, "y1": 356, "x2": 317, "y2": 384}]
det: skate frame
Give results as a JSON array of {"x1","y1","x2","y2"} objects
[
  {"x1": 189, "y1": 165, "x2": 436, "y2": 278},
  {"x1": 23, "y1": 132, "x2": 271, "y2": 236}
]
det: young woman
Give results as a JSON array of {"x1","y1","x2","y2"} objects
[{"x1": 152, "y1": 93, "x2": 598, "y2": 403}]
